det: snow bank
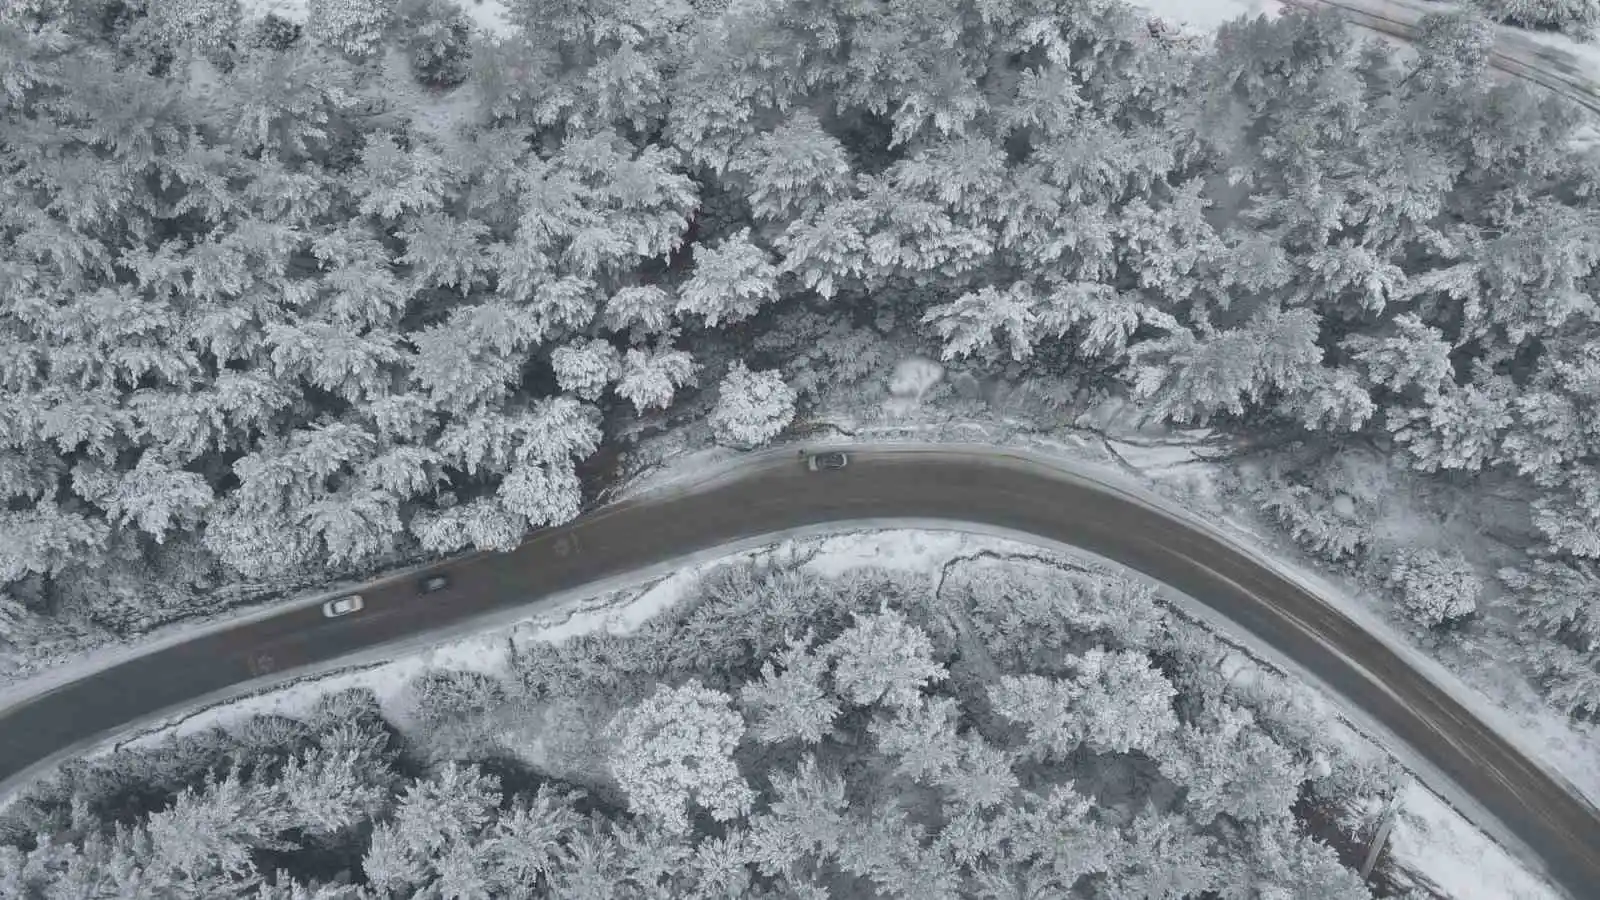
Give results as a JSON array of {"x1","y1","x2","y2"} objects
[
  {"x1": 238, "y1": 0, "x2": 515, "y2": 38},
  {"x1": 1137, "y1": 0, "x2": 1287, "y2": 33},
  {"x1": 1390, "y1": 780, "x2": 1564, "y2": 900}
]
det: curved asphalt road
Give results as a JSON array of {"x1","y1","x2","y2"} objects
[{"x1": 1, "y1": 445, "x2": 1596, "y2": 896}]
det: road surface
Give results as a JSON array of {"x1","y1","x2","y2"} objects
[
  {"x1": 1287, "y1": 0, "x2": 1600, "y2": 116},
  {"x1": 0, "y1": 445, "x2": 1596, "y2": 897}
]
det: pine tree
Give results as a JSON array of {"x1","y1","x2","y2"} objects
[
  {"x1": 1406, "y1": 10, "x2": 1496, "y2": 91},
  {"x1": 0, "y1": 502, "x2": 112, "y2": 584},
  {"x1": 967, "y1": 784, "x2": 1118, "y2": 897},
  {"x1": 988, "y1": 648, "x2": 1178, "y2": 759},
  {"x1": 921, "y1": 283, "x2": 1039, "y2": 364},
  {"x1": 602, "y1": 285, "x2": 675, "y2": 336},
  {"x1": 362, "y1": 763, "x2": 503, "y2": 896},
  {"x1": 146, "y1": 767, "x2": 288, "y2": 886},
  {"x1": 401, "y1": 0, "x2": 474, "y2": 89},
  {"x1": 550, "y1": 339, "x2": 622, "y2": 402},
  {"x1": 496, "y1": 460, "x2": 583, "y2": 529},
  {"x1": 1525, "y1": 642, "x2": 1600, "y2": 719},
  {"x1": 1103, "y1": 808, "x2": 1221, "y2": 899},
  {"x1": 834, "y1": 798, "x2": 962, "y2": 900},
  {"x1": 305, "y1": 0, "x2": 390, "y2": 59},
  {"x1": 739, "y1": 631, "x2": 840, "y2": 745},
  {"x1": 273, "y1": 745, "x2": 390, "y2": 841},
  {"x1": 858, "y1": 175, "x2": 995, "y2": 282},
  {"x1": 1032, "y1": 280, "x2": 1179, "y2": 363},
  {"x1": 773, "y1": 200, "x2": 872, "y2": 301},
  {"x1": 615, "y1": 344, "x2": 698, "y2": 415},
  {"x1": 300, "y1": 486, "x2": 404, "y2": 570},
  {"x1": 870, "y1": 695, "x2": 964, "y2": 783},
  {"x1": 708, "y1": 363, "x2": 797, "y2": 450},
  {"x1": 409, "y1": 304, "x2": 540, "y2": 411},
  {"x1": 822, "y1": 607, "x2": 948, "y2": 710},
  {"x1": 674, "y1": 228, "x2": 780, "y2": 328},
  {"x1": 1500, "y1": 340, "x2": 1600, "y2": 487},
  {"x1": 1385, "y1": 548, "x2": 1482, "y2": 627},
  {"x1": 476, "y1": 784, "x2": 585, "y2": 897},
  {"x1": 1343, "y1": 313, "x2": 1456, "y2": 399},
  {"x1": 1387, "y1": 378, "x2": 1513, "y2": 473},
  {"x1": 397, "y1": 212, "x2": 490, "y2": 295},
  {"x1": 214, "y1": 46, "x2": 361, "y2": 161},
  {"x1": 262, "y1": 322, "x2": 404, "y2": 406},
  {"x1": 1530, "y1": 465, "x2": 1600, "y2": 559},
  {"x1": 938, "y1": 736, "x2": 1019, "y2": 814},
  {"x1": 1231, "y1": 824, "x2": 1373, "y2": 900},
  {"x1": 1155, "y1": 704, "x2": 1304, "y2": 822},
  {"x1": 745, "y1": 754, "x2": 848, "y2": 878},
  {"x1": 1470, "y1": 0, "x2": 1599, "y2": 37},
  {"x1": 1497, "y1": 558, "x2": 1600, "y2": 651},
  {"x1": 1129, "y1": 308, "x2": 1328, "y2": 425},
  {"x1": 1, "y1": 825, "x2": 173, "y2": 899},
  {"x1": 409, "y1": 497, "x2": 529, "y2": 554},
  {"x1": 605, "y1": 679, "x2": 754, "y2": 834},
  {"x1": 726, "y1": 109, "x2": 855, "y2": 223},
  {"x1": 352, "y1": 132, "x2": 451, "y2": 222}
]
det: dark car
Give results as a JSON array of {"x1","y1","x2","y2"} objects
[
  {"x1": 419, "y1": 574, "x2": 450, "y2": 594},
  {"x1": 807, "y1": 451, "x2": 849, "y2": 471}
]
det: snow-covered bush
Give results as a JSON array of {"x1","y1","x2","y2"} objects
[
  {"x1": 1386, "y1": 548, "x2": 1482, "y2": 627},
  {"x1": 305, "y1": 0, "x2": 390, "y2": 59},
  {"x1": 403, "y1": 668, "x2": 505, "y2": 729},
  {"x1": 708, "y1": 362, "x2": 796, "y2": 449}
]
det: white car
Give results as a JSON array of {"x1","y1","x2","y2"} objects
[{"x1": 322, "y1": 594, "x2": 364, "y2": 618}]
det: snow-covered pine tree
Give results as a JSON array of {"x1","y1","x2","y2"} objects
[
  {"x1": 605, "y1": 680, "x2": 754, "y2": 834},
  {"x1": 708, "y1": 363, "x2": 796, "y2": 449}
]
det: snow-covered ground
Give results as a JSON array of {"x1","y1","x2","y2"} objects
[
  {"x1": 1388, "y1": 780, "x2": 1563, "y2": 900},
  {"x1": 1138, "y1": 0, "x2": 1287, "y2": 33},
  {"x1": 239, "y1": 0, "x2": 514, "y2": 36}
]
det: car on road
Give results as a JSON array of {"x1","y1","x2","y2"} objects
[
  {"x1": 322, "y1": 595, "x2": 364, "y2": 618},
  {"x1": 419, "y1": 574, "x2": 450, "y2": 594},
  {"x1": 807, "y1": 451, "x2": 849, "y2": 471}
]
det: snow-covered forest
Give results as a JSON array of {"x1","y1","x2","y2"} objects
[
  {"x1": 1, "y1": 555, "x2": 1411, "y2": 897},
  {"x1": 3, "y1": 0, "x2": 1600, "y2": 809},
  {"x1": 1469, "y1": 0, "x2": 1600, "y2": 37}
]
